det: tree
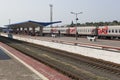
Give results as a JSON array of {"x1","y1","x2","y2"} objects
[
  {"x1": 70, "y1": 20, "x2": 75, "y2": 27},
  {"x1": 112, "y1": 20, "x2": 118, "y2": 25},
  {"x1": 67, "y1": 20, "x2": 120, "y2": 27},
  {"x1": 113, "y1": 20, "x2": 118, "y2": 24},
  {"x1": 85, "y1": 22, "x2": 93, "y2": 26}
]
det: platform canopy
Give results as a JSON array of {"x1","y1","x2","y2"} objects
[{"x1": 6, "y1": 20, "x2": 62, "y2": 28}]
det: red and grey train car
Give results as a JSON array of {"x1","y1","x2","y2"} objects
[
  {"x1": 98, "y1": 26, "x2": 120, "y2": 39},
  {"x1": 42, "y1": 26, "x2": 97, "y2": 37},
  {"x1": 42, "y1": 26, "x2": 120, "y2": 39}
]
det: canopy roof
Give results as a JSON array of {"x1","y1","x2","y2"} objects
[{"x1": 6, "y1": 20, "x2": 62, "y2": 28}]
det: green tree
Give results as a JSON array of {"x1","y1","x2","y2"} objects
[
  {"x1": 70, "y1": 20, "x2": 75, "y2": 27},
  {"x1": 112, "y1": 20, "x2": 118, "y2": 25}
]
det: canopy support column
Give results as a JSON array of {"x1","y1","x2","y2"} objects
[
  {"x1": 27, "y1": 27, "x2": 29, "y2": 35},
  {"x1": 32, "y1": 27, "x2": 35, "y2": 36},
  {"x1": 39, "y1": 26, "x2": 43, "y2": 36}
]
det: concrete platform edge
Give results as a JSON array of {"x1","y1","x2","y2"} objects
[{"x1": 0, "y1": 46, "x2": 49, "y2": 80}]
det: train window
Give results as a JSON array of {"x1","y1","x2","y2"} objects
[
  {"x1": 112, "y1": 29, "x2": 114, "y2": 33},
  {"x1": 119, "y1": 30, "x2": 120, "y2": 33},
  {"x1": 109, "y1": 30, "x2": 111, "y2": 33},
  {"x1": 115, "y1": 30, "x2": 118, "y2": 33}
]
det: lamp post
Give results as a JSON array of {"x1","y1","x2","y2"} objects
[
  {"x1": 71, "y1": 12, "x2": 83, "y2": 40},
  {"x1": 8, "y1": 19, "x2": 11, "y2": 33},
  {"x1": 49, "y1": 4, "x2": 53, "y2": 28}
]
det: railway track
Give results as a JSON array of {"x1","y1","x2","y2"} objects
[{"x1": 0, "y1": 36, "x2": 120, "y2": 80}]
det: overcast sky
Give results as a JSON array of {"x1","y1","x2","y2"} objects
[{"x1": 0, "y1": 0, "x2": 120, "y2": 27}]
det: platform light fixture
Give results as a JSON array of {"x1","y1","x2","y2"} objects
[{"x1": 71, "y1": 12, "x2": 83, "y2": 40}]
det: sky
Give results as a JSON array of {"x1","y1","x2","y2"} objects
[{"x1": 0, "y1": 0, "x2": 120, "y2": 27}]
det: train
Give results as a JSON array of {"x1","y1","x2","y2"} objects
[
  {"x1": 2, "y1": 25, "x2": 120, "y2": 39},
  {"x1": 42, "y1": 26, "x2": 120, "y2": 39}
]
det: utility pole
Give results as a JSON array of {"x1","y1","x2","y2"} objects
[
  {"x1": 8, "y1": 19, "x2": 11, "y2": 33},
  {"x1": 71, "y1": 12, "x2": 83, "y2": 40},
  {"x1": 49, "y1": 4, "x2": 53, "y2": 27}
]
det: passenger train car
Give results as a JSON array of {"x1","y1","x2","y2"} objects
[
  {"x1": 98, "y1": 26, "x2": 120, "y2": 39},
  {"x1": 77, "y1": 26, "x2": 97, "y2": 36},
  {"x1": 42, "y1": 26, "x2": 120, "y2": 39},
  {"x1": 3, "y1": 25, "x2": 120, "y2": 39},
  {"x1": 42, "y1": 26, "x2": 97, "y2": 37}
]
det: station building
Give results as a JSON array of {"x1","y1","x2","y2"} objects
[{"x1": 5, "y1": 20, "x2": 61, "y2": 36}]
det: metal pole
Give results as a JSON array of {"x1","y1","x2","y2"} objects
[
  {"x1": 76, "y1": 14, "x2": 77, "y2": 24},
  {"x1": 8, "y1": 19, "x2": 11, "y2": 33},
  {"x1": 49, "y1": 4, "x2": 53, "y2": 28},
  {"x1": 75, "y1": 13, "x2": 78, "y2": 40},
  {"x1": 71, "y1": 12, "x2": 83, "y2": 40}
]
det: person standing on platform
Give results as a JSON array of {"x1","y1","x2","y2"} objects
[{"x1": 58, "y1": 30, "x2": 61, "y2": 37}]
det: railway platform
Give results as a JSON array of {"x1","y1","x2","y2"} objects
[
  {"x1": 1, "y1": 33, "x2": 120, "y2": 63},
  {"x1": 1, "y1": 33, "x2": 120, "y2": 48},
  {"x1": 33, "y1": 36, "x2": 120, "y2": 48},
  {"x1": 0, "y1": 45, "x2": 42, "y2": 80},
  {"x1": 0, "y1": 42, "x2": 71, "y2": 80},
  {"x1": 6, "y1": 33, "x2": 119, "y2": 48},
  {"x1": 0, "y1": 33, "x2": 120, "y2": 79}
]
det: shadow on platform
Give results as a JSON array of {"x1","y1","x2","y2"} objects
[{"x1": 0, "y1": 49, "x2": 11, "y2": 60}]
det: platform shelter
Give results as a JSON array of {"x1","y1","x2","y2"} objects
[{"x1": 6, "y1": 20, "x2": 61, "y2": 36}]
